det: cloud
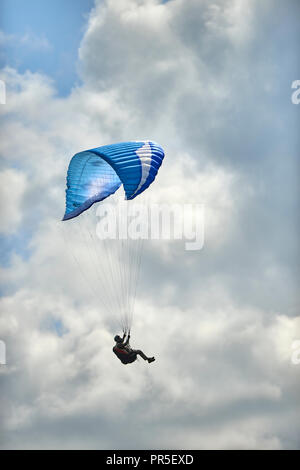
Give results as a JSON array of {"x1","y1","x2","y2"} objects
[
  {"x1": 19, "y1": 32, "x2": 52, "y2": 51},
  {"x1": 0, "y1": 0, "x2": 299, "y2": 450},
  {"x1": 0, "y1": 29, "x2": 52, "y2": 51},
  {"x1": 0, "y1": 169, "x2": 27, "y2": 234}
]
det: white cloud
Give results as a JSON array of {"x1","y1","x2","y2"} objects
[
  {"x1": 0, "y1": 29, "x2": 52, "y2": 51},
  {"x1": 0, "y1": 169, "x2": 27, "y2": 234},
  {"x1": 20, "y1": 32, "x2": 52, "y2": 51}
]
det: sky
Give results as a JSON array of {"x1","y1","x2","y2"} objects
[
  {"x1": 0, "y1": 0, "x2": 300, "y2": 450},
  {"x1": 0, "y1": 0, "x2": 94, "y2": 95}
]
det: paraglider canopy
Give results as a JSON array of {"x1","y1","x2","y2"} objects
[{"x1": 63, "y1": 140, "x2": 165, "y2": 221}]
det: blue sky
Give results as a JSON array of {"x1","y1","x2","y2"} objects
[
  {"x1": 0, "y1": 0, "x2": 94, "y2": 264},
  {"x1": 0, "y1": 0, "x2": 94, "y2": 95}
]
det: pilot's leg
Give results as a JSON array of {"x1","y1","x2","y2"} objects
[{"x1": 133, "y1": 349, "x2": 149, "y2": 361}]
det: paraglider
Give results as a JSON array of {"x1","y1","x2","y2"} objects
[
  {"x1": 62, "y1": 140, "x2": 165, "y2": 364},
  {"x1": 113, "y1": 331, "x2": 155, "y2": 365}
]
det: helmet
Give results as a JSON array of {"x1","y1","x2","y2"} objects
[{"x1": 114, "y1": 335, "x2": 122, "y2": 342}]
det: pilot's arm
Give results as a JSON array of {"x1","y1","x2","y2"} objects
[{"x1": 124, "y1": 333, "x2": 130, "y2": 346}]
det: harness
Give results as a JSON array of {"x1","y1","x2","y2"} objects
[{"x1": 113, "y1": 346, "x2": 136, "y2": 364}]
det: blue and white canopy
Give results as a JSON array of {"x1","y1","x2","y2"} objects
[{"x1": 63, "y1": 140, "x2": 165, "y2": 220}]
